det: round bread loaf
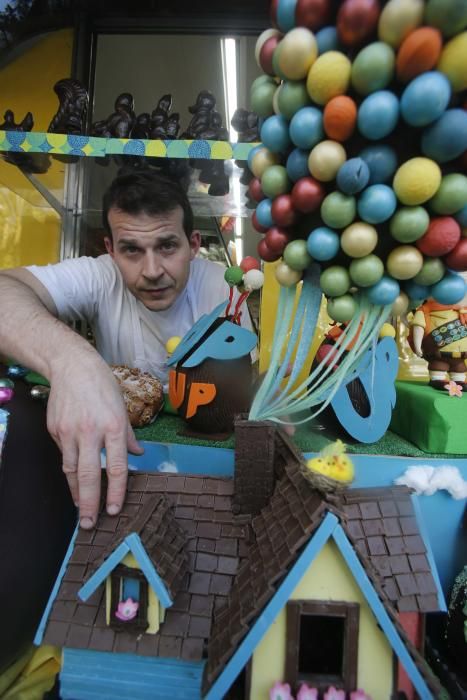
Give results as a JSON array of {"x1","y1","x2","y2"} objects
[{"x1": 111, "y1": 365, "x2": 164, "y2": 428}]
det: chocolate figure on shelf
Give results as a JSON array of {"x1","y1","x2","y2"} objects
[
  {"x1": 231, "y1": 107, "x2": 259, "y2": 188},
  {"x1": 131, "y1": 113, "x2": 151, "y2": 140},
  {"x1": 91, "y1": 92, "x2": 135, "y2": 139},
  {"x1": 149, "y1": 94, "x2": 178, "y2": 140},
  {"x1": 48, "y1": 78, "x2": 88, "y2": 135},
  {"x1": 0, "y1": 108, "x2": 49, "y2": 173}
]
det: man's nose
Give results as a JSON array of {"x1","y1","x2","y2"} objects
[{"x1": 142, "y1": 252, "x2": 163, "y2": 279}]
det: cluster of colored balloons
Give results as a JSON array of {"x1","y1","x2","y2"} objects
[
  {"x1": 248, "y1": 0, "x2": 467, "y2": 321},
  {"x1": 224, "y1": 257, "x2": 265, "y2": 293}
]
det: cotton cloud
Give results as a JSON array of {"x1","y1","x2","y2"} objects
[{"x1": 395, "y1": 465, "x2": 467, "y2": 500}]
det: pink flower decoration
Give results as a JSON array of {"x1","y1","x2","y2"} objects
[
  {"x1": 444, "y1": 380, "x2": 463, "y2": 397},
  {"x1": 269, "y1": 681, "x2": 294, "y2": 700},
  {"x1": 115, "y1": 597, "x2": 139, "y2": 621},
  {"x1": 297, "y1": 684, "x2": 319, "y2": 700},
  {"x1": 324, "y1": 688, "x2": 346, "y2": 700},
  {"x1": 350, "y1": 691, "x2": 372, "y2": 700}
]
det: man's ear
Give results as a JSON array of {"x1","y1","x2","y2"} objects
[
  {"x1": 104, "y1": 236, "x2": 114, "y2": 257},
  {"x1": 189, "y1": 230, "x2": 201, "y2": 260}
]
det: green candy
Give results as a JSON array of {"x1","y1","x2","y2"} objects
[
  {"x1": 327, "y1": 294, "x2": 357, "y2": 323},
  {"x1": 261, "y1": 165, "x2": 291, "y2": 199},
  {"x1": 351, "y1": 42, "x2": 395, "y2": 96},
  {"x1": 224, "y1": 266, "x2": 244, "y2": 287},
  {"x1": 251, "y1": 81, "x2": 277, "y2": 118},
  {"x1": 390, "y1": 206, "x2": 430, "y2": 243},
  {"x1": 320, "y1": 266, "x2": 351, "y2": 297},
  {"x1": 429, "y1": 174, "x2": 467, "y2": 215},
  {"x1": 349, "y1": 254, "x2": 384, "y2": 287},
  {"x1": 0, "y1": 378, "x2": 14, "y2": 389},
  {"x1": 321, "y1": 192, "x2": 356, "y2": 230},
  {"x1": 277, "y1": 81, "x2": 311, "y2": 120},
  {"x1": 283, "y1": 239, "x2": 312, "y2": 271},
  {"x1": 413, "y1": 257, "x2": 445, "y2": 286}
]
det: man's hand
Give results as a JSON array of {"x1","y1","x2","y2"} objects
[{"x1": 47, "y1": 353, "x2": 144, "y2": 529}]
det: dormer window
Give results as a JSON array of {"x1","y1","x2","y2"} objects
[{"x1": 110, "y1": 564, "x2": 149, "y2": 632}]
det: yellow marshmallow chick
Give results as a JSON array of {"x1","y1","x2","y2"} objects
[{"x1": 305, "y1": 439, "x2": 354, "y2": 484}]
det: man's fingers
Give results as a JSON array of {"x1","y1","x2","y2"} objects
[
  {"x1": 76, "y1": 439, "x2": 102, "y2": 529},
  {"x1": 61, "y1": 443, "x2": 79, "y2": 506},
  {"x1": 104, "y1": 432, "x2": 128, "y2": 517},
  {"x1": 127, "y1": 422, "x2": 144, "y2": 456}
]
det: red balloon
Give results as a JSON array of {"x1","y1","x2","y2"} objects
[
  {"x1": 444, "y1": 239, "x2": 467, "y2": 271},
  {"x1": 252, "y1": 210, "x2": 268, "y2": 233},
  {"x1": 248, "y1": 177, "x2": 266, "y2": 203},
  {"x1": 258, "y1": 237, "x2": 281, "y2": 263},
  {"x1": 240, "y1": 256, "x2": 261, "y2": 273},
  {"x1": 259, "y1": 36, "x2": 281, "y2": 75},
  {"x1": 291, "y1": 177, "x2": 325, "y2": 213},
  {"x1": 271, "y1": 194, "x2": 297, "y2": 227},
  {"x1": 265, "y1": 226, "x2": 291, "y2": 254},
  {"x1": 295, "y1": 0, "x2": 331, "y2": 30},
  {"x1": 417, "y1": 217, "x2": 461, "y2": 257},
  {"x1": 337, "y1": 0, "x2": 381, "y2": 46}
]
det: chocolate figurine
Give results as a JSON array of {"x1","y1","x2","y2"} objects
[
  {"x1": 48, "y1": 78, "x2": 88, "y2": 134},
  {"x1": 0, "y1": 108, "x2": 49, "y2": 173},
  {"x1": 91, "y1": 92, "x2": 135, "y2": 139},
  {"x1": 231, "y1": 107, "x2": 260, "y2": 189}
]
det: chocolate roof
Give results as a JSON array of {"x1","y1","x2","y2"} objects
[{"x1": 42, "y1": 473, "x2": 248, "y2": 661}]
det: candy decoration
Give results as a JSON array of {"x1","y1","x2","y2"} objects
[
  {"x1": 239, "y1": 256, "x2": 261, "y2": 273},
  {"x1": 396, "y1": 26, "x2": 443, "y2": 82},
  {"x1": 323, "y1": 95, "x2": 357, "y2": 141},
  {"x1": 393, "y1": 157, "x2": 441, "y2": 205},
  {"x1": 306, "y1": 51, "x2": 352, "y2": 104},
  {"x1": 416, "y1": 216, "x2": 461, "y2": 256},
  {"x1": 308, "y1": 140, "x2": 346, "y2": 181},
  {"x1": 0, "y1": 387, "x2": 14, "y2": 404}
]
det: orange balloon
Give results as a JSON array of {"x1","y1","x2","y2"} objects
[
  {"x1": 396, "y1": 27, "x2": 443, "y2": 82},
  {"x1": 323, "y1": 96, "x2": 357, "y2": 141}
]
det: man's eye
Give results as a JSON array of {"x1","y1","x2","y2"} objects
[
  {"x1": 161, "y1": 241, "x2": 177, "y2": 251},
  {"x1": 124, "y1": 246, "x2": 140, "y2": 254}
]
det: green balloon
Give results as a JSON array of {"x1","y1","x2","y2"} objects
[
  {"x1": 413, "y1": 257, "x2": 445, "y2": 286},
  {"x1": 320, "y1": 265, "x2": 351, "y2": 297},
  {"x1": 224, "y1": 265, "x2": 244, "y2": 286},
  {"x1": 429, "y1": 174, "x2": 467, "y2": 215},
  {"x1": 277, "y1": 81, "x2": 311, "y2": 120},
  {"x1": 349, "y1": 254, "x2": 384, "y2": 287},
  {"x1": 351, "y1": 42, "x2": 395, "y2": 95},
  {"x1": 271, "y1": 44, "x2": 288, "y2": 80},
  {"x1": 321, "y1": 192, "x2": 357, "y2": 229},
  {"x1": 251, "y1": 81, "x2": 277, "y2": 118},
  {"x1": 390, "y1": 206, "x2": 430, "y2": 243},
  {"x1": 251, "y1": 75, "x2": 276, "y2": 91},
  {"x1": 425, "y1": 0, "x2": 467, "y2": 37},
  {"x1": 261, "y1": 165, "x2": 291, "y2": 198},
  {"x1": 327, "y1": 294, "x2": 357, "y2": 323},
  {"x1": 283, "y1": 239, "x2": 312, "y2": 271}
]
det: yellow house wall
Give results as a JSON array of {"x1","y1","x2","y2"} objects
[
  {"x1": 250, "y1": 540, "x2": 394, "y2": 700},
  {"x1": 105, "y1": 553, "x2": 161, "y2": 634},
  {"x1": 0, "y1": 29, "x2": 73, "y2": 268}
]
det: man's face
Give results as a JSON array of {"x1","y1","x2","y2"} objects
[{"x1": 105, "y1": 206, "x2": 200, "y2": 311}]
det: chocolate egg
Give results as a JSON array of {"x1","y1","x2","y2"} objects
[
  {"x1": 291, "y1": 176, "x2": 325, "y2": 212},
  {"x1": 306, "y1": 51, "x2": 351, "y2": 104},
  {"x1": 351, "y1": 42, "x2": 396, "y2": 95},
  {"x1": 295, "y1": 0, "x2": 332, "y2": 30},
  {"x1": 400, "y1": 71, "x2": 451, "y2": 127},
  {"x1": 308, "y1": 140, "x2": 347, "y2": 181},
  {"x1": 413, "y1": 257, "x2": 445, "y2": 285},
  {"x1": 250, "y1": 77, "x2": 277, "y2": 117},
  {"x1": 323, "y1": 95, "x2": 357, "y2": 141},
  {"x1": 278, "y1": 27, "x2": 318, "y2": 80},
  {"x1": 438, "y1": 31, "x2": 467, "y2": 92},
  {"x1": 444, "y1": 238, "x2": 467, "y2": 271},
  {"x1": 393, "y1": 157, "x2": 441, "y2": 205},
  {"x1": 258, "y1": 237, "x2": 281, "y2": 262},
  {"x1": 277, "y1": 80, "x2": 311, "y2": 119},
  {"x1": 431, "y1": 272, "x2": 466, "y2": 304},
  {"x1": 255, "y1": 28, "x2": 282, "y2": 66},
  {"x1": 327, "y1": 294, "x2": 357, "y2": 321},
  {"x1": 421, "y1": 109, "x2": 467, "y2": 163},
  {"x1": 283, "y1": 239, "x2": 312, "y2": 271},
  {"x1": 271, "y1": 194, "x2": 298, "y2": 226},
  {"x1": 396, "y1": 26, "x2": 443, "y2": 82},
  {"x1": 320, "y1": 266, "x2": 352, "y2": 296},
  {"x1": 350, "y1": 254, "x2": 385, "y2": 287},
  {"x1": 337, "y1": 0, "x2": 381, "y2": 47},
  {"x1": 265, "y1": 226, "x2": 291, "y2": 254},
  {"x1": 275, "y1": 261, "x2": 302, "y2": 286},
  {"x1": 416, "y1": 216, "x2": 461, "y2": 256},
  {"x1": 424, "y1": 0, "x2": 467, "y2": 38},
  {"x1": 429, "y1": 174, "x2": 467, "y2": 215},
  {"x1": 357, "y1": 90, "x2": 400, "y2": 140},
  {"x1": 341, "y1": 221, "x2": 378, "y2": 258},
  {"x1": 386, "y1": 245, "x2": 424, "y2": 279},
  {"x1": 378, "y1": 0, "x2": 424, "y2": 48}
]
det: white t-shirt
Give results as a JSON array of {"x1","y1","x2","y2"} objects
[{"x1": 27, "y1": 255, "x2": 254, "y2": 389}]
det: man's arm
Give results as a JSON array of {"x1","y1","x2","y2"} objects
[{"x1": 0, "y1": 268, "x2": 143, "y2": 528}]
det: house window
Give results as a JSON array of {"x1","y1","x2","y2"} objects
[
  {"x1": 286, "y1": 601, "x2": 359, "y2": 692},
  {"x1": 110, "y1": 564, "x2": 149, "y2": 633}
]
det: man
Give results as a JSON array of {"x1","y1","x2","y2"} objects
[{"x1": 0, "y1": 169, "x2": 252, "y2": 531}]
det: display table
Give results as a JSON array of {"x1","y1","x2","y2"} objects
[{"x1": 390, "y1": 381, "x2": 467, "y2": 455}]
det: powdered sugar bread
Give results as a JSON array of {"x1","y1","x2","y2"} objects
[{"x1": 111, "y1": 365, "x2": 164, "y2": 428}]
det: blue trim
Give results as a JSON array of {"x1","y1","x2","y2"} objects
[
  {"x1": 332, "y1": 525, "x2": 433, "y2": 700},
  {"x1": 78, "y1": 541, "x2": 130, "y2": 601},
  {"x1": 410, "y1": 494, "x2": 447, "y2": 612},
  {"x1": 34, "y1": 524, "x2": 79, "y2": 645},
  {"x1": 125, "y1": 533, "x2": 173, "y2": 608},
  {"x1": 204, "y1": 513, "x2": 338, "y2": 700}
]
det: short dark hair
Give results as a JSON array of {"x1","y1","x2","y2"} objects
[{"x1": 102, "y1": 169, "x2": 193, "y2": 239}]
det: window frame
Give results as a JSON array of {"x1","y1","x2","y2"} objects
[{"x1": 109, "y1": 563, "x2": 149, "y2": 633}]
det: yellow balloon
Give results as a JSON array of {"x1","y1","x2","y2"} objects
[
  {"x1": 438, "y1": 32, "x2": 467, "y2": 92},
  {"x1": 306, "y1": 51, "x2": 351, "y2": 105},
  {"x1": 275, "y1": 261, "x2": 302, "y2": 287},
  {"x1": 387, "y1": 245, "x2": 423, "y2": 279},
  {"x1": 391, "y1": 291, "x2": 410, "y2": 316},
  {"x1": 255, "y1": 28, "x2": 282, "y2": 66},
  {"x1": 250, "y1": 148, "x2": 280, "y2": 178},
  {"x1": 308, "y1": 140, "x2": 346, "y2": 182},
  {"x1": 278, "y1": 27, "x2": 318, "y2": 81},
  {"x1": 379, "y1": 322, "x2": 396, "y2": 338},
  {"x1": 166, "y1": 336, "x2": 181, "y2": 355},
  {"x1": 393, "y1": 157, "x2": 441, "y2": 205},
  {"x1": 341, "y1": 222, "x2": 378, "y2": 258},
  {"x1": 378, "y1": 0, "x2": 424, "y2": 48}
]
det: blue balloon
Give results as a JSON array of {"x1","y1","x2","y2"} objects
[
  {"x1": 455, "y1": 204, "x2": 467, "y2": 228},
  {"x1": 277, "y1": 0, "x2": 297, "y2": 32},
  {"x1": 306, "y1": 227, "x2": 340, "y2": 261},
  {"x1": 316, "y1": 26, "x2": 339, "y2": 54},
  {"x1": 401, "y1": 72, "x2": 451, "y2": 127},
  {"x1": 289, "y1": 107, "x2": 324, "y2": 149},
  {"x1": 286, "y1": 148, "x2": 310, "y2": 182},
  {"x1": 358, "y1": 91, "x2": 400, "y2": 140},
  {"x1": 404, "y1": 280, "x2": 431, "y2": 302},
  {"x1": 366, "y1": 276, "x2": 400, "y2": 305},
  {"x1": 421, "y1": 109, "x2": 467, "y2": 163},
  {"x1": 360, "y1": 145, "x2": 398, "y2": 184},
  {"x1": 256, "y1": 198, "x2": 275, "y2": 228},
  {"x1": 336, "y1": 158, "x2": 370, "y2": 195},
  {"x1": 431, "y1": 272, "x2": 466, "y2": 305},
  {"x1": 358, "y1": 184, "x2": 397, "y2": 224},
  {"x1": 260, "y1": 115, "x2": 291, "y2": 153}
]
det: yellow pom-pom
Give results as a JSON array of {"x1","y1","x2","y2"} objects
[
  {"x1": 166, "y1": 336, "x2": 181, "y2": 355},
  {"x1": 379, "y1": 322, "x2": 396, "y2": 338},
  {"x1": 306, "y1": 51, "x2": 351, "y2": 105},
  {"x1": 305, "y1": 439, "x2": 355, "y2": 484},
  {"x1": 393, "y1": 157, "x2": 441, "y2": 205}
]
